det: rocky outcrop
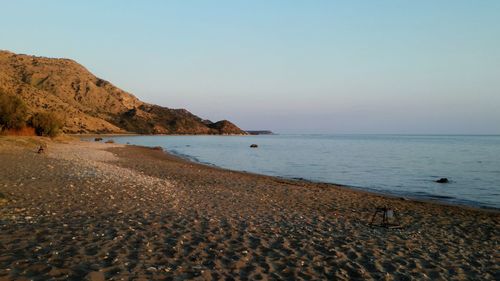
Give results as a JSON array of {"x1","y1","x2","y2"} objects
[
  {"x1": 0, "y1": 50, "x2": 247, "y2": 135},
  {"x1": 207, "y1": 120, "x2": 248, "y2": 135}
]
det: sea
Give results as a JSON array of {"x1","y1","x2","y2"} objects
[{"x1": 93, "y1": 134, "x2": 500, "y2": 209}]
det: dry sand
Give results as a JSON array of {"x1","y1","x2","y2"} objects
[{"x1": 0, "y1": 137, "x2": 498, "y2": 280}]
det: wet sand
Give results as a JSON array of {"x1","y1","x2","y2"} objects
[{"x1": 0, "y1": 137, "x2": 498, "y2": 280}]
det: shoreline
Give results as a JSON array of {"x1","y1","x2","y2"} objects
[
  {"x1": 151, "y1": 144, "x2": 500, "y2": 214},
  {"x1": 84, "y1": 135, "x2": 499, "y2": 212},
  {"x1": 1, "y1": 136, "x2": 499, "y2": 280}
]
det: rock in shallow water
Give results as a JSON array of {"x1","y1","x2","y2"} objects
[{"x1": 436, "y1": 178, "x2": 449, "y2": 183}]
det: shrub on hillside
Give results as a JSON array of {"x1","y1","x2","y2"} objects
[
  {"x1": 30, "y1": 112, "x2": 64, "y2": 137},
  {"x1": 0, "y1": 90, "x2": 28, "y2": 131}
]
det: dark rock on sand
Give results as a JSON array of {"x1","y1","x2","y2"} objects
[{"x1": 37, "y1": 145, "x2": 45, "y2": 154}]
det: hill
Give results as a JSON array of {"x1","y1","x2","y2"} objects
[{"x1": 0, "y1": 50, "x2": 246, "y2": 135}]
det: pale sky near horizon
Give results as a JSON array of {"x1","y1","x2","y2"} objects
[{"x1": 1, "y1": 1, "x2": 499, "y2": 134}]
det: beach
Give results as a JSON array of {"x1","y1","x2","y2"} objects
[{"x1": 0, "y1": 137, "x2": 498, "y2": 280}]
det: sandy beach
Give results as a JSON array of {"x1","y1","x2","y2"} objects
[{"x1": 0, "y1": 137, "x2": 498, "y2": 280}]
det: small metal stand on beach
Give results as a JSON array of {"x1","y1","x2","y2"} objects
[{"x1": 370, "y1": 206, "x2": 401, "y2": 228}]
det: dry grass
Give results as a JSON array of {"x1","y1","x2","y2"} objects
[
  {"x1": 1, "y1": 127, "x2": 36, "y2": 136},
  {"x1": 0, "y1": 136, "x2": 44, "y2": 147},
  {"x1": 0, "y1": 135, "x2": 76, "y2": 150}
]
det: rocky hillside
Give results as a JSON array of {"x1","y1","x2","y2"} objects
[{"x1": 0, "y1": 50, "x2": 246, "y2": 135}]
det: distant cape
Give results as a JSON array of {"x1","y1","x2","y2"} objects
[
  {"x1": 246, "y1": 130, "x2": 274, "y2": 135},
  {"x1": 0, "y1": 50, "x2": 247, "y2": 135}
]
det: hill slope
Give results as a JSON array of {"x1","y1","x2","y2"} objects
[{"x1": 0, "y1": 50, "x2": 246, "y2": 135}]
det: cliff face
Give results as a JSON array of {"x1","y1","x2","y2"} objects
[{"x1": 0, "y1": 50, "x2": 246, "y2": 135}]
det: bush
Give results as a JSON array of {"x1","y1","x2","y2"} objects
[
  {"x1": 0, "y1": 90, "x2": 28, "y2": 131},
  {"x1": 30, "y1": 112, "x2": 64, "y2": 137}
]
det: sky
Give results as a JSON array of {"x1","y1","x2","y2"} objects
[{"x1": 1, "y1": 1, "x2": 499, "y2": 134}]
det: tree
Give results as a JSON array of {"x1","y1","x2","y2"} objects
[
  {"x1": 31, "y1": 112, "x2": 64, "y2": 137},
  {"x1": 0, "y1": 90, "x2": 28, "y2": 131}
]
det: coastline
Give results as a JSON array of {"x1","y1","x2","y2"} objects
[
  {"x1": 83, "y1": 134, "x2": 499, "y2": 212},
  {"x1": 71, "y1": 133, "x2": 250, "y2": 138},
  {"x1": 1, "y1": 136, "x2": 499, "y2": 280},
  {"x1": 161, "y1": 144, "x2": 499, "y2": 213}
]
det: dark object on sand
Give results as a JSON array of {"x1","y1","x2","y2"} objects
[
  {"x1": 152, "y1": 146, "x2": 163, "y2": 151},
  {"x1": 250, "y1": 144, "x2": 258, "y2": 148},
  {"x1": 105, "y1": 139, "x2": 115, "y2": 144},
  {"x1": 94, "y1": 137, "x2": 103, "y2": 142},
  {"x1": 370, "y1": 207, "x2": 401, "y2": 228},
  {"x1": 37, "y1": 145, "x2": 44, "y2": 154},
  {"x1": 436, "y1": 178, "x2": 449, "y2": 183}
]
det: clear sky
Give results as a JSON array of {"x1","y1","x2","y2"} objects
[{"x1": 1, "y1": 1, "x2": 499, "y2": 134}]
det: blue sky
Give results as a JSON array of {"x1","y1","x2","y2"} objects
[{"x1": 1, "y1": 1, "x2": 499, "y2": 134}]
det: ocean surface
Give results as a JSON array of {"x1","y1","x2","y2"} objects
[{"x1": 94, "y1": 134, "x2": 500, "y2": 209}]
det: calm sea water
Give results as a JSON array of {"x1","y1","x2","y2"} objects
[{"x1": 95, "y1": 135, "x2": 500, "y2": 209}]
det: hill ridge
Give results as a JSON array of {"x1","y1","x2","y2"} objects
[{"x1": 0, "y1": 50, "x2": 246, "y2": 135}]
